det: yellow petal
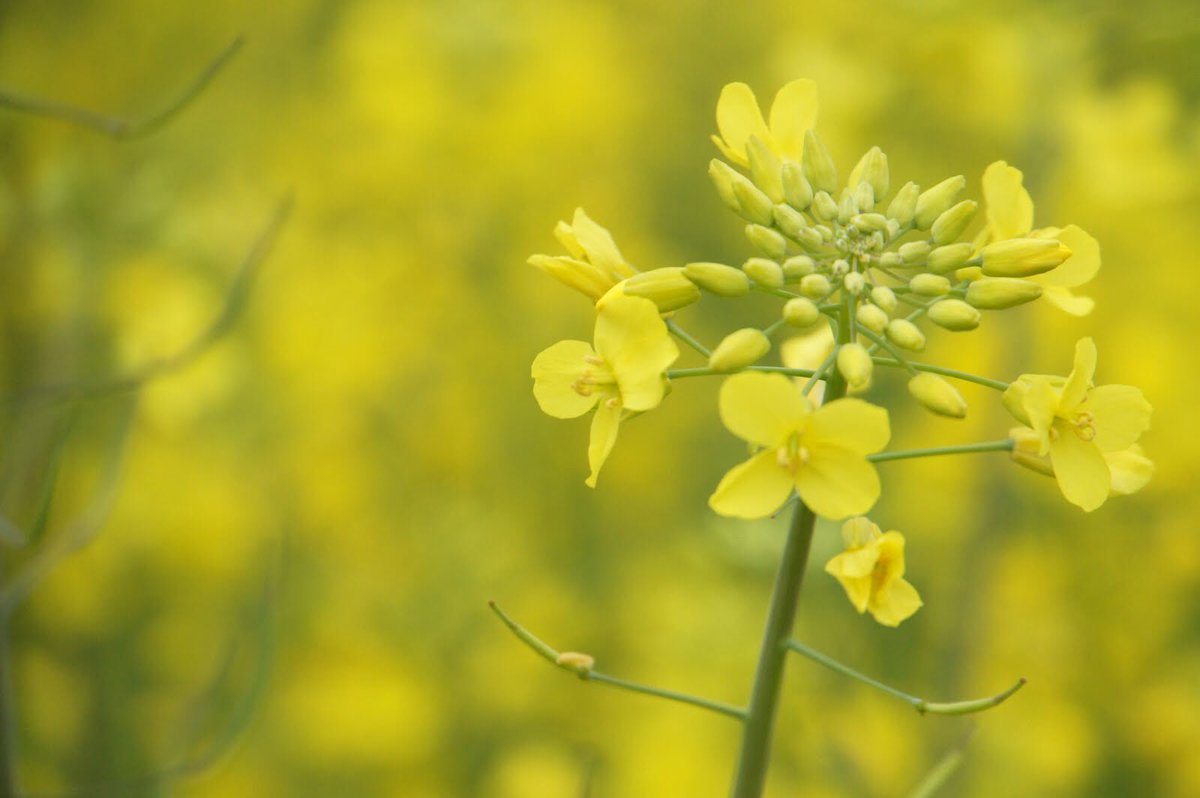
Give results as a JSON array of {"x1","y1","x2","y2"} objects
[
  {"x1": 1087, "y1": 384, "x2": 1152, "y2": 452},
  {"x1": 1040, "y1": 285, "x2": 1095, "y2": 316},
  {"x1": 1060, "y1": 337, "x2": 1097, "y2": 411},
  {"x1": 982, "y1": 161, "x2": 1033, "y2": 240},
  {"x1": 531, "y1": 340, "x2": 600, "y2": 418},
  {"x1": 1106, "y1": 446, "x2": 1155, "y2": 495},
  {"x1": 869, "y1": 577, "x2": 922, "y2": 627},
  {"x1": 719, "y1": 371, "x2": 810, "y2": 447},
  {"x1": 593, "y1": 295, "x2": 678, "y2": 412},
  {"x1": 1035, "y1": 225, "x2": 1100, "y2": 289},
  {"x1": 1023, "y1": 378, "x2": 1059, "y2": 453},
  {"x1": 825, "y1": 549, "x2": 877, "y2": 613},
  {"x1": 715, "y1": 82, "x2": 769, "y2": 166},
  {"x1": 1050, "y1": 430, "x2": 1111, "y2": 511},
  {"x1": 571, "y1": 208, "x2": 634, "y2": 280},
  {"x1": 807, "y1": 398, "x2": 890, "y2": 455},
  {"x1": 795, "y1": 445, "x2": 881, "y2": 520},
  {"x1": 767, "y1": 79, "x2": 818, "y2": 161},
  {"x1": 875, "y1": 531, "x2": 908, "y2": 581},
  {"x1": 708, "y1": 449, "x2": 796, "y2": 519},
  {"x1": 586, "y1": 402, "x2": 622, "y2": 488}
]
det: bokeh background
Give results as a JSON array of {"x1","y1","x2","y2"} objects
[{"x1": 1, "y1": 1, "x2": 1198, "y2": 796}]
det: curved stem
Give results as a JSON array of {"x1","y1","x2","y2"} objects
[
  {"x1": 858, "y1": 328, "x2": 918, "y2": 376},
  {"x1": 666, "y1": 319, "x2": 711, "y2": 358},
  {"x1": 872, "y1": 357, "x2": 1009, "y2": 392},
  {"x1": 868, "y1": 440, "x2": 1014, "y2": 463}
]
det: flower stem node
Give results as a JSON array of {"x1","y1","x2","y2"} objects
[
  {"x1": 886, "y1": 181, "x2": 920, "y2": 227},
  {"x1": 684, "y1": 261, "x2": 751, "y2": 297},
  {"x1": 837, "y1": 342, "x2": 873, "y2": 392},
  {"x1": 745, "y1": 224, "x2": 789, "y2": 259},
  {"x1": 909, "y1": 273, "x2": 952, "y2": 296},
  {"x1": 781, "y1": 255, "x2": 816, "y2": 280},
  {"x1": 743, "y1": 257, "x2": 785, "y2": 289},
  {"x1": 783, "y1": 297, "x2": 821, "y2": 328},
  {"x1": 773, "y1": 204, "x2": 810, "y2": 240},
  {"x1": 930, "y1": 200, "x2": 978, "y2": 245},
  {"x1": 856, "y1": 302, "x2": 889, "y2": 334},
  {"x1": 870, "y1": 286, "x2": 898, "y2": 315},
  {"x1": 781, "y1": 161, "x2": 814, "y2": 209},
  {"x1": 981, "y1": 237, "x2": 1073, "y2": 277},
  {"x1": 907, "y1": 373, "x2": 968, "y2": 418},
  {"x1": 799, "y1": 273, "x2": 832, "y2": 300},
  {"x1": 802, "y1": 129, "x2": 838, "y2": 193},
  {"x1": 926, "y1": 243, "x2": 975, "y2": 274},
  {"x1": 709, "y1": 328, "x2": 772, "y2": 372},
  {"x1": 885, "y1": 318, "x2": 926, "y2": 351},
  {"x1": 927, "y1": 298, "x2": 982, "y2": 331},
  {"x1": 555, "y1": 651, "x2": 596, "y2": 676},
  {"x1": 613, "y1": 267, "x2": 702, "y2": 312},
  {"x1": 965, "y1": 277, "x2": 1042, "y2": 309},
  {"x1": 899, "y1": 241, "x2": 931, "y2": 266},
  {"x1": 825, "y1": 517, "x2": 922, "y2": 626},
  {"x1": 915, "y1": 175, "x2": 967, "y2": 230}
]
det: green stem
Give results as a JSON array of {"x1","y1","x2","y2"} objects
[
  {"x1": 907, "y1": 728, "x2": 976, "y2": 798},
  {"x1": 785, "y1": 640, "x2": 1026, "y2": 715},
  {"x1": 868, "y1": 440, "x2": 1014, "y2": 464},
  {"x1": 858, "y1": 328, "x2": 918, "y2": 376},
  {"x1": 488, "y1": 602, "x2": 745, "y2": 721},
  {"x1": 666, "y1": 319, "x2": 711, "y2": 358},
  {"x1": 0, "y1": 618, "x2": 17, "y2": 798},
  {"x1": 872, "y1": 357, "x2": 1009, "y2": 392},
  {"x1": 666, "y1": 365, "x2": 818, "y2": 381}
]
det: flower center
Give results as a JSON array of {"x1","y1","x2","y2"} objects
[
  {"x1": 572, "y1": 355, "x2": 618, "y2": 397},
  {"x1": 1069, "y1": 409, "x2": 1096, "y2": 441},
  {"x1": 775, "y1": 433, "x2": 811, "y2": 473}
]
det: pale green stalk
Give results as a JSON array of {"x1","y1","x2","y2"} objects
[{"x1": 869, "y1": 440, "x2": 1014, "y2": 463}]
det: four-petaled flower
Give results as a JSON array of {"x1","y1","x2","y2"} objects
[
  {"x1": 825, "y1": 517, "x2": 922, "y2": 627},
  {"x1": 712, "y1": 79, "x2": 817, "y2": 167},
  {"x1": 708, "y1": 371, "x2": 889, "y2": 520},
  {"x1": 531, "y1": 294, "x2": 678, "y2": 487},
  {"x1": 528, "y1": 208, "x2": 637, "y2": 302},
  {"x1": 1003, "y1": 337, "x2": 1153, "y2": 511}
]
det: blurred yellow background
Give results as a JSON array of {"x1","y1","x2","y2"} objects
[{"x1": 1, "y1": 1, "x2": 1197, "y2": 796}]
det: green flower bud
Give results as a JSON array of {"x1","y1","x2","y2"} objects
[
  {"x1": 783, "y1": 297, "x2": 821, "y2": 327},
  {"x1": 683, "y1": 261, "x2": 750, "y2": 297},
  {"x1": 878, "y1": 251, "x2": 902, "y2": 270},
  {"x1": 802, "y1": 129, "x2": 838, "y2": 193},
  {"x1": 794, "y1": 227, "x2": 825, "y2": 251},
  {"x1": 851, "y1": 213, "x2": 889, "y2": 234},
  {"x1": 837, "y1": 342, "x2": 873, "y2": 392},
  {"x1": 843, "y1": 271, "x2": 865, "y2": 295},
  {"x1": 620, "y1": 267, "x2": 702, "y2": 312},
  {"x1": 907, "y1": 373, "x2": 967, "y2": 419},
  {"x1": 909, "y1": 273, "x2": 951, "y2": 296},
  {"x1": 856, "y1": 302, "x2": 889, "y2": 333},
  {"x1": 781, "y1": 161, "x2": 813, "y2": 209},
  {"x1": 831, "y1": 258, "x2": 850, "y2": 276},
  {"x1": 782, "y1": 255, "x2": 816, "y2": 280},
  {"x1": 927, "y1": 298, "x2": 981, "y2": 331},
  {"x1": 926, "y1": 243, "x2": 975, "y2": 274},
  {"x1": 708, "y1": 159, "x2": 742, "y2": 214},
  {"x1": 965, "y1": 277, "x2": 1043, "y2": 309},
  {"x1": 885, "y1": 219, "x2": 902, "y2": 240},
  {"x1": 870, "y1": 285, "x2": 898, "y2": 314},
  {"x1": 899, "y1": 241, "x2": 931, "y2": 265},
  {"x1": 886, "y1": 318, "x2": 926, "y2": 351},
  {"x1": 709, "y1": 328, "x2": 772, "y2": 372},
  {"x1": 854, "y1": 181, "x2": 875, "y2": 213},
  {"x1": 799, "y1": 273, "x2": 832, "y2": 299},
  {"x1": 745, "y1": 135, "x2": 784, "y2": 202},
  {"x1": 930, "y1": 200, "x2": 978, "y2": 245},
  {"x1": 849, "y1": 146, "x2": 890, "y2": 200},
  {"x1": 886, "y1": 181, "x2": 920, "y2": 227},
  {"x1": 732, "y1": 179, "x2": 776, "y2": 226},
  {"x1": 815, "y1": 224, "x2": 834, "y2": 242},
  {"x1": 773, "y1": 204, "x2": 809, "y2": 241},
  {"x1": 915, "y1": 175, "x2": 966, "y2": 230},
  {"x1": 980, "y1": 238, "x2": 1073, "y2": 277},
  {"x1": 743, "y1": 256, "x2": 784, "y2": 288},
  {"x1": 811, "y1": 190, "x2": 838, "y2": 222},
  {"x1": 745, "y1": 224, "x2": 788, "y2": 259},
  {"x1": 838, "y1": 190, "x2": 858, "y2": 224}
]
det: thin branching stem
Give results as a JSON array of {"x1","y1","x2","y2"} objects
[
  {"x1": 868, "y1": 440, "x2": 1014, "y2": 463},
  {"x1": 872, "y1": 357, "x2": 1009, "y2": 392},
  {"x1": 666, "y1": 319, "x2": 711, "y2": 358}
]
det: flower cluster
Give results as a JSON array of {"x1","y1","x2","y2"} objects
[{"x1": 527, "y1": 79, "x2": 1153, "y2": 625}]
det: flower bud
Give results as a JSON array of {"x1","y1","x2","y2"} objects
[
  {"x1": 743, "y1": 256, "x2": 784, "y2": 288},
  {"x1": 851, "y1": 213, "x2": 889, "y2": 234},
  {"x1": 811, "y1": 190, "x2": 838, "y2": 222},
  {"x1": 849, "y1": 146, "x2": 890, "y2": 200},
  {"x1": 854, "y1": 181, "x2": 875, "y2": 213},
  {"x1": 886, "y1": 181, "x2": 920, "y2": 227},
  {"x1": 794, "y1": 226, "x2": 825, "y2": 251},
  {"x1": 555, "y1": 651, "x2": 596, "y2": 673},
  {"x1": 899, "y1": 241, "x2": 931, "y2": 265},
  {"x1": 909, "y1": 273, "x2": 951, "y2": 296},
  {"x1": 745, "y1": 135, "x2": 784, "y2": 202},
  {"x1": 684, "y1": 261, "x2": 750, "y2": 297},
  {"x1": 802, "y1": 129, "x2": 838, "y2": 193},
  {"x1": 926, "y1": 243, "x2": 975, "y2": 274},
  {"x1": 877, "y1": 252, "x2": 902, "y2": 270},
  {"x1": 837, "y1": 342, "x2": 873, "y2": 392},
  {"x1": 870, "y1": 286, "x2": 898, "y2": 314},
  {"x1": 732, "y1": 179, "x2": 776, "y2": 226},
  {"x1": 907, "y1": 373, "x2": 967, "y2": 418},
  {"x1": 930, "y1": 200, "x2": 978, "y2": 245},
  {"x1": 783, "y1": 297, "x2": 821, "y2": 327},
  {"x1": 980, "y1": 238, "x2": 1073, "y2": 277},
  {"x1": 856, "y1": 302, "x2": 889, "y2": 333},
  {"x1": 745, "y1": 224, "x2": 788, "y2": 259},
  {"x1": 708, "y1": 159, "x2": 743, "y2": 214},
  {"x1": 781, "y1": 255, "x2": 816, "y2": 280},
  {"x1": 773, "y1": 204, "x2": 809, "y2": 240},
  {"x1": 843, "y1": 271, "x2": 865, "y2": 295},
  {"x1": 799, "y1": 273, "x2": 832, "y2": 299},
  {"x1": 915, "y1": 175, "x2": 966, "y2": 230},
  {"x1": 709, "y1": 328, "x2": 771, "y2": 372},
  {"x1": 965, "y1": 277, "x2": 1043, "y2": 309},
  {"x1": 528, "y1": 255, "x2": 615, "y2": 300},
  {"x1": 831, "y1": 258, "x2": 850, "y2": 277},
  {"x1": 927, "y1": 298, "x2": 981, "y2": 331},
  {"x1": 618, "y1": 267, "x2": 702, "y2": 312},
  {"x1": 781, "y1": 161, "x2": 813, "y2": 209},
  {"x1": 838, "y1": 190, "x2": 858, "y2": 224},
  {"x1": 886, "y1": 318, "x2": 926, "y2": 351}
]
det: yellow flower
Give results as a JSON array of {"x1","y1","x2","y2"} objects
[
  {"x1": 708, "y1": 371, "x2": 889, "y2": 520},
  {"x1": 824, "y1": 517, "x2": 922, "y2": 627},
  {"x1": 981, "y1": 161, "x2": 1100, "y2": 315},
  {"x1": 1003, "y1": 338, "x2": 1153, "y2": 511},
  {"x1": 531, "y1": 295, "x2": 678, "y2": 487},
  {"x1": 528, "y1": 208, "x2": 637, "y2": 301},
  {"x1": 711, "y1": 79, "x2": 818, "y2": 167}
]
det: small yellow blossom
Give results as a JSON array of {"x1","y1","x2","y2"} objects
[
  {"x1": 1003, "y1": 338, "x2": 1153, "y2": 511},
  {"x1": 531, "y1": 295, "x2": 679, "y2": 487},
  {"x1": 711, "y1": 79, "x2": 818, "y2": 167},
  {"x1": 981, "y1": 161, "x2": 1100, "y2": 315},
  {"x1": 528, "y1": 208, "x2": 637, "y2": 301},
  {"x1": 824, "y1": 517, "x2": 922, "y2": 627},
  {"x1": 708, "y1": 372, "x2": 889, "y2": 520}
]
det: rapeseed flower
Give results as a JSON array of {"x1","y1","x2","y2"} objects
[
  {"x1": 529, "y1": 208, "x2": 637, "y2": 301},
  {"x1": 711, "y1": 79, "x2": 817, "y2": 166},
  {"x1": 825, "y1": 517, "x2": 922, "y2": 627}
]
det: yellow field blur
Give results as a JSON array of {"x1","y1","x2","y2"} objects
[{"x1": 1, "y1": 2, "x2": 1197, "y2": 796}]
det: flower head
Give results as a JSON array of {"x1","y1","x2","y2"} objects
[
  {"x1": 712, "y1": 79, "x2": 818, "y2": 166},
  {"x1": 708, "y1": 371, "x2": 889, "y2": 520},
  {"x1": 528, "y1": 208, "x2": 637, "y2": 301},
  {"x1": 825, "y1": 517, "x2": 922, "y2": 627},
  {"x1": 1003, "y1": 337, "x2": 1153, "y2": 511},
  {"x1": 531, "y1": 295, "x2": 678, "y2": 487}
]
